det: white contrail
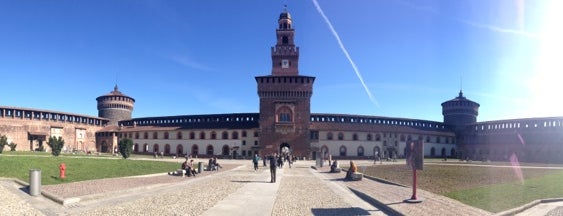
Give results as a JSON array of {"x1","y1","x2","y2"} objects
[{"x1": 311, "y1": 0, "x2": 380, "y2": 108}]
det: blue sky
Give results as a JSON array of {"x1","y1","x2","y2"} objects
[{"x1": 1, "y1": 0, "x2": 562, "y2": 122}]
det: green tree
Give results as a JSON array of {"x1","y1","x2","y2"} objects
[
  {"x1": 8, "y1": 142, "x2": 17, "y2": 151},
  {"x1": 47, "y1": 136, "x2": 65, "y2": 156},
  {"x1": 118, "y1": 138, "x2": 133, "y2": 159},
  {"x1": 0, "y1": 135, "x2": 7, "y2": 154}
]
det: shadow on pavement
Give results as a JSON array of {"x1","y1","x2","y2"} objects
[{"x1": 311, "y1": 207, "x2": 373, "y2": 216}]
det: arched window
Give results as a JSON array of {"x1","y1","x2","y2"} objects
[
  {"x1": 134, "y1": 144, "x2": 139, "y2": 153},
  {"x1": 222, "y1": 131, "x2": 229, "y2": 139},
  {"x1": 430, "y1": 147, "x2": 436, "y2": 157},
  {"x1": 321, "y1": 145, "x2": 329, "y2": 155},
  {"x1": 177, "y1": 132, "x2": 183, "y2": 139},
  {"x1": 232, "y1": 131, "x2": 239, "y2": 139},
  {"x1": 153, "y1": 144, "x2": 159, "y2": 153},
  {"x1": 164, "y1": 144, "x2": 171, "y2": 154},
  {"x1": 143, "y1": 144, "x2": 148, "y2": 153},
  {"x1": 164, "y1": 132, "x2": 169, "y2": 139},
  {"x1": 176, "y1": 145, "x2": 183, "y2": 156},
  {"x1": 426, "y1": 136, "x2": 431, "y2": 142},
  {"x1": 222, "y1": 145, "x2": 230, "y2": 156},
  {"x1": 339, "y1": 146, "x2": 347, "y2": 156},
  {"x1": 327, "y1": 132, "x2": 333, "y2": 140},
  {"x1": 199, "y1": 132, "x2": 206, "y2": 139},
  {"x1": 451, "y1": 148, "x2": 456, "y2": 157},
  {"x1": 338, "y1": 132, "x2": 344, "y2": 140},
  {"x1": 357, "y1": 146, "x2": 364, "y2": 156},
  {"x1": 206, "y1": 145, "x2": 214, "y2": 155},
  {"x1": 352, "y1": 133, "x2": 358, "y2": 141},
  {"x1": 441, "y1": 147, "x2": 446, "y2": 157},
  {"x1": 376, "y1": 133, "x2": 381, "y2": 141},
  {"x1": 135, "y1": 132, "x2": 139, "y2": 139},
  {"x1": 277, "y1": 106, "x2": 293, "y2": 123},
  {"x1": 153, "y1": 132, "x2": 158, "y2": 139},
  {"x1": 192, "y1": 144, "x2": 199, "y2": 155},
  {"x1": 367, "y1": 133, "x2": 372, "y2": 141},
  {"x1": 189, "y1": 132, "x2": 195, "y2": 139},
  {"x1": 282, "y1": 36, "x2": 288, "y2": 44},
  {"x1": 242, "y1": 130, "x2": 247, "y2": 137},
  {"x1": 144, "y1": 132, "x2": 148, "y2": 139}
]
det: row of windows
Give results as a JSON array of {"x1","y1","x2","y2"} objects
[
  {"x1": 317, "y1": 131, "x2": 454, "y2": 144},
  {"x1": 123, "y1": 114, "x2": 258, "y2": 127},
  {"x1": 0, "y1": 108, "x2": 105, "y2": 126},
  {"x1": 310, "y1": 115, "x2": 446, "y2": 129},
  {"x1": 258, "y1": 91, "x2": 311, "y2": 98},
  {"x1": 475, "y1": 120, "x2": 563, "y2": 131},
  {"x1": 120, "y1": 130, "x2": 259, "y2": 140},
  {"x1": 133, "y1": 143, "x2": 257, "y2": 155},
  {"x1": 321, "y1": 145, "x2": 456, "y2": 157},
  {"x1": 257, "y1": 76, "x2": 312, "y2": 84},
  {"x1": 97, "y1": 96, "x2": 134, "y2": 103},
  {"x1": 98, "y1": 103, "x2": 133, "y2": 110}
]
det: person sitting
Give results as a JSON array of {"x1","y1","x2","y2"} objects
[
  {"x1": 330, "y1": 160, "x2": 340, "y2": 173},
  {"x1": 345, "y1": 161, "x2": 360, "y2": 180},
  {"x1": 187, "y1": 159, "x2": 197, "y2": 176},
  {"x1": 212, "y1": 157, "x2": 222, "y2": 170}
]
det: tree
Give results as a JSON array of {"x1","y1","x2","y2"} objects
[
  {"x1": 47, "y1": 136, "x2": 65, "y2": 156},
  {"x1": 8, "y1": 142, "x2": 17, "y2": 151},
  {"x1": 0, "y1": 135, "x2": 7, "y2": 154},
  {"x1": 118, "y1": 138, "x2": 133, "y2": 159}
]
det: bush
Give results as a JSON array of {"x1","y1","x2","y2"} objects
[
  {"x1": 0, "y1": 135, "x2": 7, "y2": 154},
  {"x1": 118, "y1": 138, "x2": 133, "y2": 159},
  {"x1": 8, "y1": 142, "x2": 17, "y2": 151},
  {"x1": 47, "y1": 136, "x2": 65, "y2": 156}
]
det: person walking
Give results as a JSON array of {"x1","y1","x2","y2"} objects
[
  {"x1": 269, "y1": 154, "x2": 277, "y2": 183},
  {"x1": 252, "y1": 154, "x2": 260, "y2": 171}
]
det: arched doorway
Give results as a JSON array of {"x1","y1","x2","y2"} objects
[
  {"x1": 101, "y1": 141, "x2": 108, "y2": 153},
  {"x1": 280, "y1": 143, "x2": 290, "y2": 157},
  {"x1": 222, "y1": 145, "x2": 230, "y2": 156},
  {"x1": 206, "y1": 145, "x2": 213, "y2": 155},
  {"x1": 192, "y1": 144, "x2": 200, "y2": 156},
  {"x1": 164, "y1": 144, "x2": 171, "y2": 154},
  {"x1": 176, "y1": 145, "x2": 183, "y2": 156}
]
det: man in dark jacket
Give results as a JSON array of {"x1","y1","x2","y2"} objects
[{"x1": 269, "y1": 153, "x2": 277, "y2": 183}]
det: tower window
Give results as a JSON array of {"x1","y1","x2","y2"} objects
[{"x1": 282, "y1": 36, "x2": 288, "y2": 44}]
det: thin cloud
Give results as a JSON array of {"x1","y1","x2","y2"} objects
[
  {"x1": 167, "y1": 54, "x2": 213, "y2": 71},
  {"x1": 395, "y1": 0, "x2": 538, "y2": 39},
  {"x1": 311, "y1": 0, "x2": 380, "y2": 108}
]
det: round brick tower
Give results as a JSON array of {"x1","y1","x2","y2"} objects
[
  {"x1": 96, "y1": 85, "x2": 135, "y2": 126},
  {"x1": 441, "y1": 90, "x2": 480, "y2": 130}
]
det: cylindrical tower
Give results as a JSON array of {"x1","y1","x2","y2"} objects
[
  {"x1": 441, "y1": 91, "x2": 480, "y2": 128},
  {"x1": 96, "y1": 85, "x2": 135, "y2": 126}
]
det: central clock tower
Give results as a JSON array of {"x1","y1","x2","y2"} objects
[{"x1": 255, "y1": 8, "x2": 315, "y2": 158}]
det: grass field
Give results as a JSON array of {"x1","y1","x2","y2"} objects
[
  {"x1": 0, "y1": 153, "x2": 180, "y2": 185},
  {"x1": 359, "y1": 161, "x2": 563, "y2": 213}
]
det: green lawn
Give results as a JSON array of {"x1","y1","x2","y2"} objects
[
  {"x1": 358, "y1": 162, "x2": 563, "y2": 213},
  {"x1": 0, "y1": 154, "x2": 180, "y2": 185}
]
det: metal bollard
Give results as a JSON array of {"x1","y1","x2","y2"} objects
[
  {"x1": 29, "y1": 169, "x2": 41, "y2": 196},
  {"x1": 198, "y1": 162, "x2": 203, "y2": 173}
]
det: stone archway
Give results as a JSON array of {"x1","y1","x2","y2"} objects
[{"x1": 280, "y1": 143, "x2": 290, "y2": 157}]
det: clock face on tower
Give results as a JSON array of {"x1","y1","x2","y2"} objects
[{"x1": 281, "y1": 59, "x2": 289, "y2": 68}]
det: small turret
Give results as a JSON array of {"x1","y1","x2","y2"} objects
[{"x1": 96, "y1": 85, "x2": 135, "y2": 126}]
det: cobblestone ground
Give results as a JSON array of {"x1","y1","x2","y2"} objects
[
  {"x1": 272, "y1": 164, "x2": 380, "y2": 216},
  {"x1": 0, "y1": 182, "x2": 44, "y2": 216},
  {"x1": 82, "y1": 169, "x2": 249, "y2": 216}
]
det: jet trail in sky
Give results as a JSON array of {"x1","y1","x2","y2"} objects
[{"x1": 311, "y1": 0, "x2": 380, "y2": 108}]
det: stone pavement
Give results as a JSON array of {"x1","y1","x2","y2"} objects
[
  {"x1": 316, "y1": 165, "x2": 492, "y2": 216},
  {"x1": 1, "y1": 159, "x2": 562, "y2": 216}
]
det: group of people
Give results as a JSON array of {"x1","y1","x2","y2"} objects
[{"x1": 181, "y1": 159, "x2": 198, "y2": 177}]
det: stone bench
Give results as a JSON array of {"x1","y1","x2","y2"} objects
[
  {"x1": 330, "y1": 167, "x2": 341, "y2": 173},
  {"x1": 345, "y1": 172, "x2": 363, "y2": 181}
]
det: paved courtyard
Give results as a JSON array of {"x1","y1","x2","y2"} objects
[{"x1": 0, "y1": 159, "x2": 561, "y2": 216}]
